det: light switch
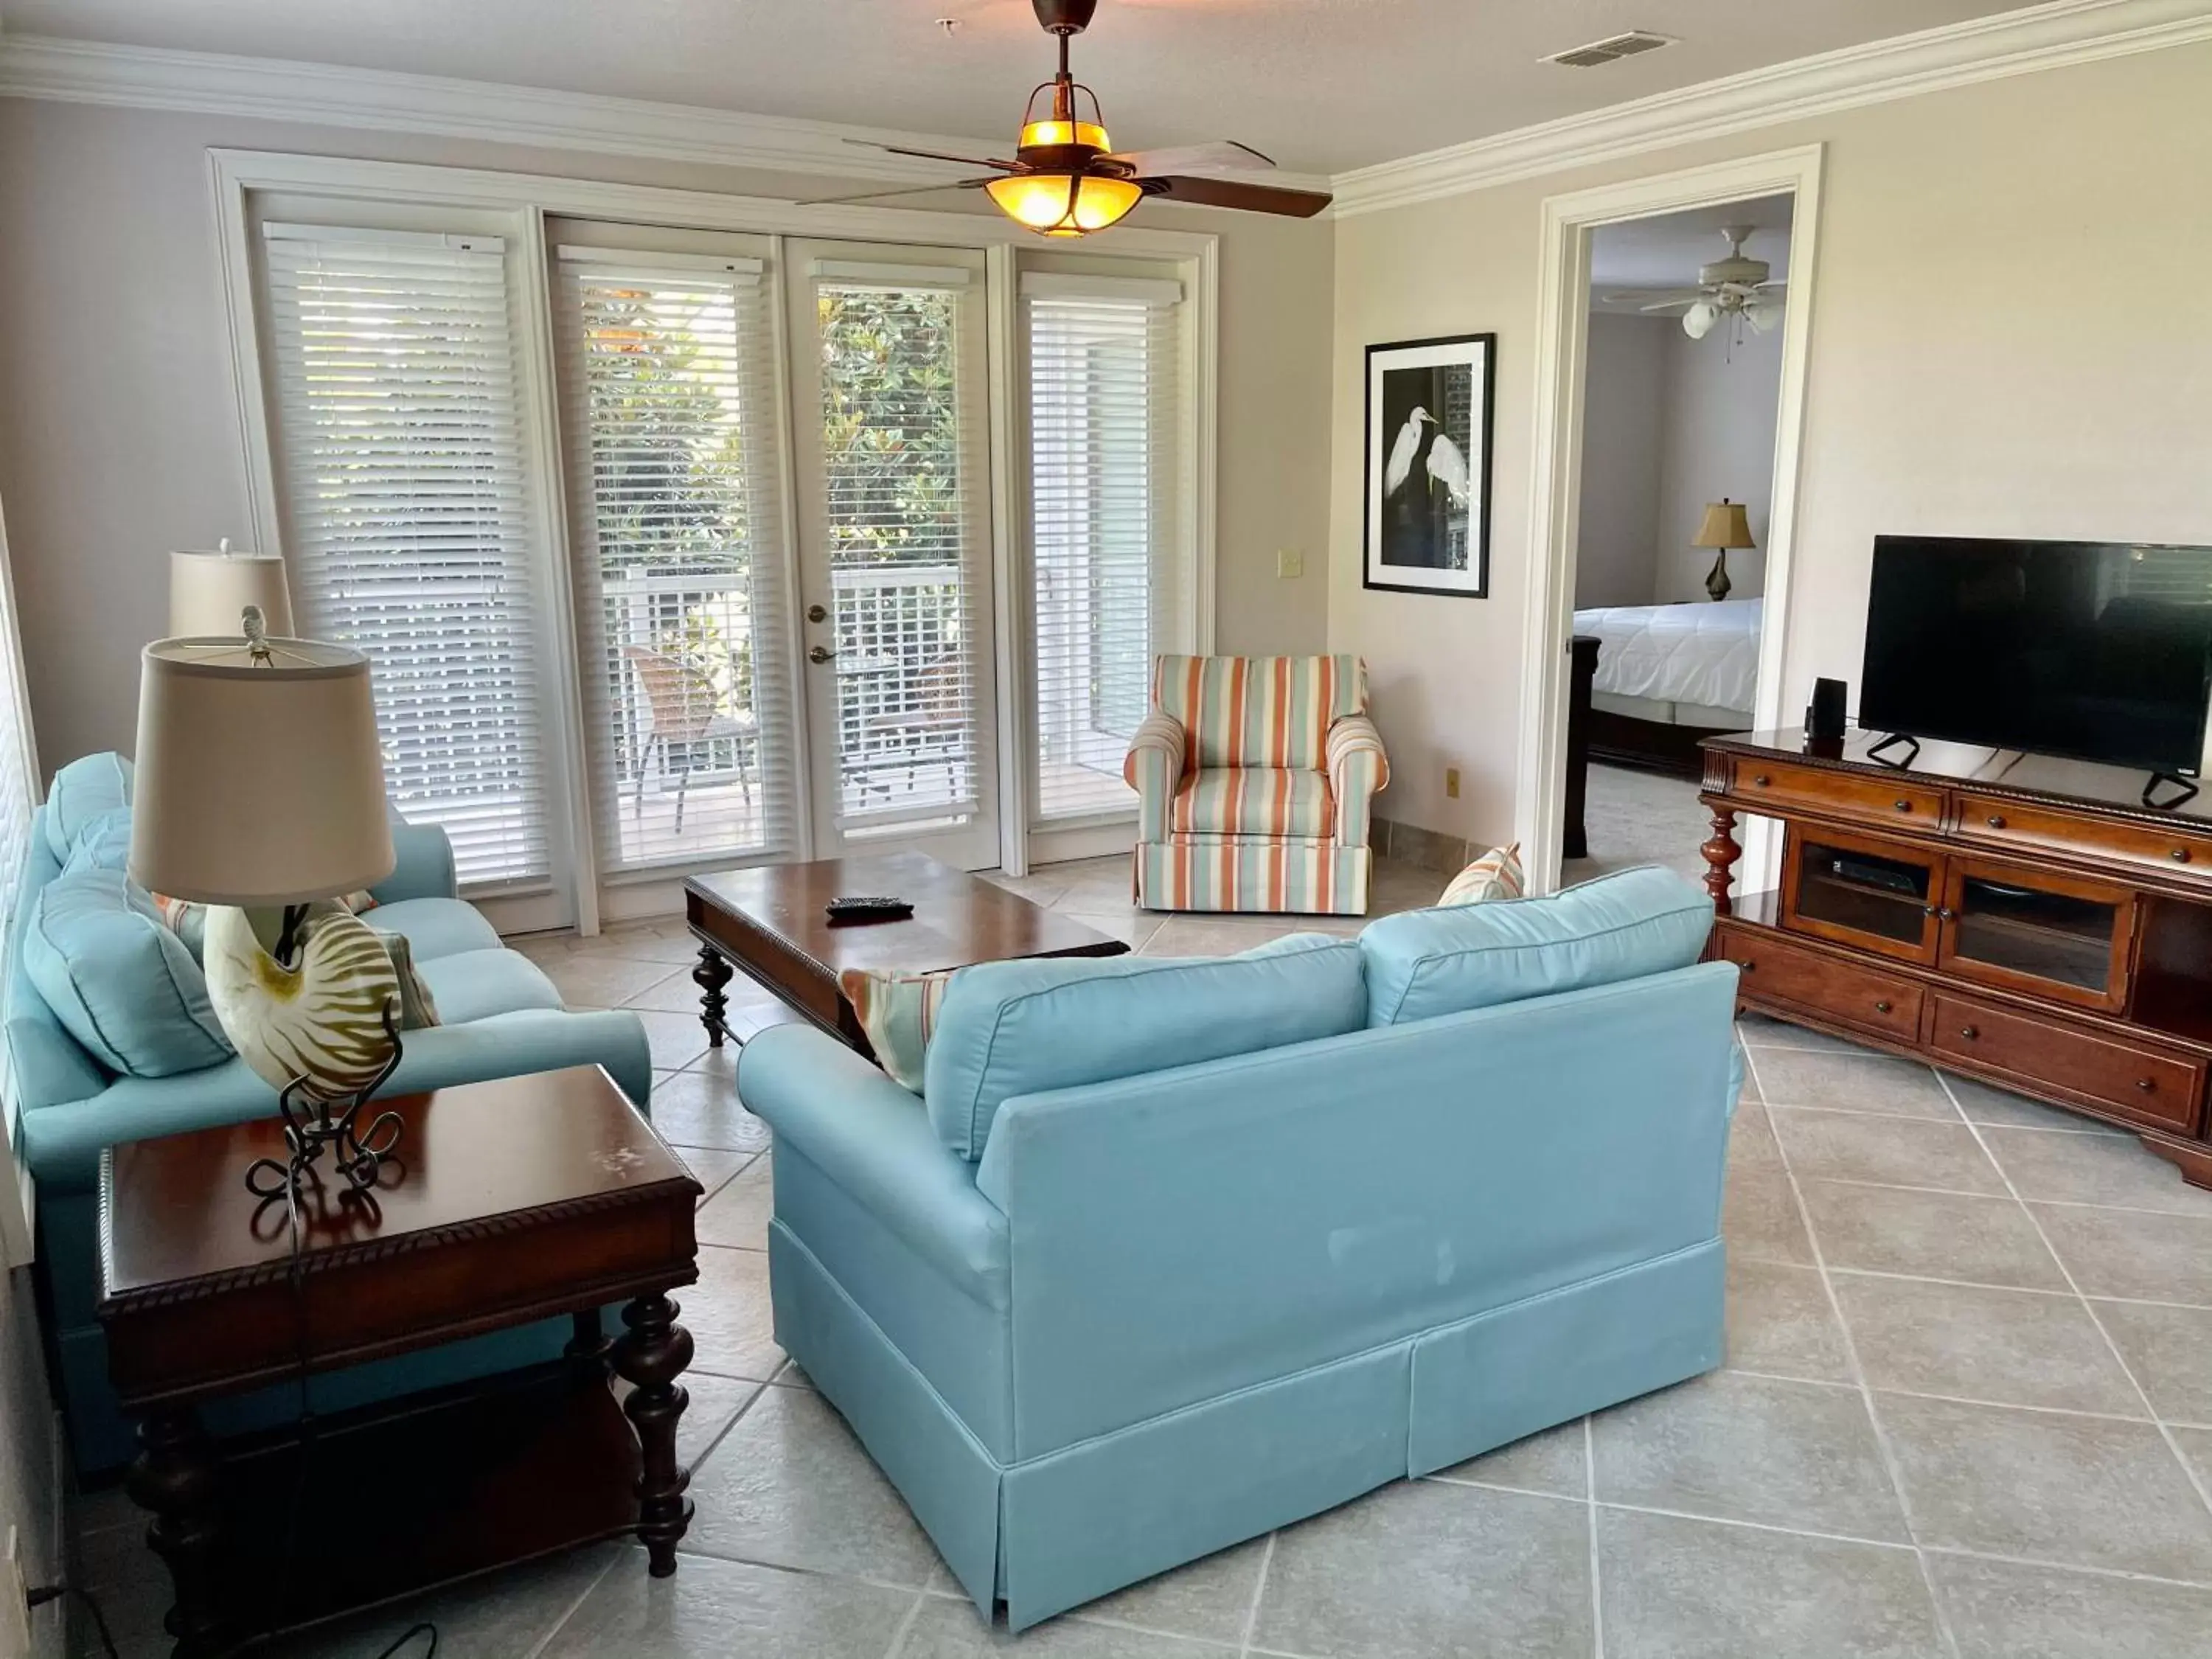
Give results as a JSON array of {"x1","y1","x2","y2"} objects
[{"x1": 1276, "y1": 549, "x2": 1304, "y2": 580}]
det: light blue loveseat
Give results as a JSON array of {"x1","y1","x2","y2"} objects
[
  {"x1": 15, "y1": 753, "x2": 653, "y2": 1473},
  {"x1": 739, "y1": 864, "x2": 1741, "y2": 1631}
]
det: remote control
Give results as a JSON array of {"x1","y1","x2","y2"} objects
[{"x1": 825, "y1": 894, "x2": 915, "y2": 925}]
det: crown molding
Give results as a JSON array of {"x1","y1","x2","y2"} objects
[
  {"x1": 0, "y1": 32, "x2": 1334, "y2": 197},
  {"x1": 1331, "y1": 0, "x2": 2212, "y2": 216}
]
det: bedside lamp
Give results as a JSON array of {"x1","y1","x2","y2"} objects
[
  {"x1": 130, "y1": 620, "x2": 406, "y2": 1196},
  {"x1": 170, "y1": 540, "x2": 294, "y2": 638},
  {"x1": 1693, "y1": 500, "x2": 1756, "y2": 602}
]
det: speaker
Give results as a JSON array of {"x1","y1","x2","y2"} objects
[{"x1": 1806, "y1": 678, "x2": 1848, "y2": 741}]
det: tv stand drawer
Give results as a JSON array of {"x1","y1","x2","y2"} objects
[
  {"x1": 1958, "y1": 792, "x2": 2212, "y2": 876},
  {"x1": 1929, "y1": 993, "x2": 2204, "y2": 1135},
  {"x1": 1717, "y1": 928, "x2": 1925, "y2": 1044},
  {"x1": 1731, "y1": 759, "x2": 1944, "y2": 832}
]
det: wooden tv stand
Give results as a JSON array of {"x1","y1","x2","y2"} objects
[{"x1": 1700, "y1": 729, "x2": 2212, "y2": 1188}]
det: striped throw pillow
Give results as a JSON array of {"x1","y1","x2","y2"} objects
[
  {"x1": 1439, "y1": 843, "x2": 1526, "y2": 907},
  {"x1": 838, "y1": 966, "x2": 960, "y2": 1094}
]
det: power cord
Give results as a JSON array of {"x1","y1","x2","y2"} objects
[{"x1": 26, "y1": 1582, "x2": 118, "y2": 1659}]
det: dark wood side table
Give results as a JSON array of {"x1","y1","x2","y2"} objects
[
  {"x1": 97, "y1": 1066, "x2": 703, "y2": 1658},
  {"x1": 686, "y1": 850, "x2": 1128, "y2": 1054}
]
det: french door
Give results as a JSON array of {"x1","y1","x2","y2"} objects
[
  {"x1": 782, "y1": 241, "x2": 1000, "y2": 868},
  {"x1": 554, "y1": 228, "x2": 1000, "y2": 893}
]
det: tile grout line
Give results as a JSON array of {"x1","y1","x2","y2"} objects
[
  {"x1": 1235, "y1": 1530, "x2": 1277, "y2": 1658},
  {"x1": 1583, "y1": 1413, "x2": 1604, "y2": 1659},
  {"x1": 518, "y1": 1544, "x2": 623, "y2": 1659},
  {"x1": 877, "y1": 1590, "x2": 930, "y2": 1659},
  {"x1": 1933, "y1": 1070, "x2": 2212, "y2": 1529},
  {"x1": 1738, "y1": 1044, "x2": 1967, "y2": 1659}
]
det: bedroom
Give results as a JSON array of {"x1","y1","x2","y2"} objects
[{"x1": 1565, "y1": 195, "x2": 1791, "y2": 880}]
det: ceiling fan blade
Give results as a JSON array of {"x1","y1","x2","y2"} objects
[
  {"x1": 798, "y1": 178, "x2": 998, "y2": 206},
  {"x1": 1141, "y1": 175, "x2": 1330, "y2": 218},
  {"x1": 1637, "y1": 299, "x2": 1697, "y2": 314},
  {"x1": 842, "y1": 139, "x2": 1014, "y2": 172},
  {"x1": 1603, "y1": 288, "x2": 1706, "y2": 305},
  {"x1": 1103, "y1": 140, "x2": 1276, "y2": 175}
]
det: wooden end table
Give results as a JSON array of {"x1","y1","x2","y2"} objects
[
  {"x1": 684, "y1": 850, "x2": 1128, "y2": 1053},
  {"x1": 97, "y1": 1065, "x2": 703, "y2": 1658}
]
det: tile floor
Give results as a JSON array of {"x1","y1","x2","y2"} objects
[{"x1": 68, "y1": 857, "x2": 2212, "y2": 1658}]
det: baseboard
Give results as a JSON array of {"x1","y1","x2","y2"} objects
[{"x1": 1374, "y1": 815, "x2": 1474, "y2": 875}]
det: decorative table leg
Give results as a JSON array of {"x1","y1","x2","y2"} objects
[
  {"x1": 567, "y1": 1307, "x2": 609, "y2": 1377},
  {"x1": 1700, "y1": 807, "x2": 1742, "y2": 916},
  {"x1": 127, "y1": 1407, "x2": 223, "y2": 1658},
  {"x1": 613, "y1": 1292, "x2": 695, "y2": 1576},
  {"x1": 693, "y1": 946, "x2": 734, "y2": 1048}
]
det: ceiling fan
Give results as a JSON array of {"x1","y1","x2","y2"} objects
[
  {"x1": 812, "y1": 0, "x2": 1331, "y2": 236},
  {"x1": 1605, "y1": 225, "x2": 1787, "y2": 340}
]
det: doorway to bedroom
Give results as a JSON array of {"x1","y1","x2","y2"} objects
[
  {"x1": 1515, "y1": 145, "x2": 1821, "y2": 896},
  {"x1": 1565, "y1": 194, "x2": 1792, "y2": 882}
]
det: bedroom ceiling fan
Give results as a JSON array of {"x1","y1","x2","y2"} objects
[
  {"x1": 813, "y1": 0, "x2": 1331, "y2": 236},
  {"x1": 1605, "y1": 225, "x2": 1787, "y2": 341}
]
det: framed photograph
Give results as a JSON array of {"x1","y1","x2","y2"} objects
[{"x1": 1363, "y1": 333, "x2": 1495, "y2": 597}]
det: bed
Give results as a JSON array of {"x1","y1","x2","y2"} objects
[{"x1": 1571, "y1": 597, "x2": 1762, "y2": 778}]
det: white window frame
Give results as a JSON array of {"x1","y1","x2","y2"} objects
[
  {"x1": 212, "y1": 150, "x2": 1219, "y2": 906},
  {"x1": 0, "y1": 486, "x2": 39, "y2": 1266},
  {"x1": 1012, "y1": 256, "x2": 1207, "y2": 868}
]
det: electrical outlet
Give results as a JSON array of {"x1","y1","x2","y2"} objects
[
  {"x1": 1275, "y1": 549, "x2": 1304, "y2": 580},
  {"x1": 1445, "y1": 768, "x2": 1461, "y2": 799},
  {"x1": 0, "y1": 1526, "x2": 32, "y2": 1659}
]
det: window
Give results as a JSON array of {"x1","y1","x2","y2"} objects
[
  {"x1": 555, "y1": 243, "x2": 797, "y2": 875},
  {"x1": 261, "y1": 223, "x2": 553, "y2": 891},
  {"x1": 0, "y1": 493, "x2": 38, "y2": 1264},
  {"x1": 1023, "y1": 271, "x2": 1189, "y2": 825}
]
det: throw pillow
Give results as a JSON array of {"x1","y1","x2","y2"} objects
[
  {"x1": 1439, "y1": 842, "x2": 1526, "y2": 906},
  {"x1": 41, "y1": 752, "x2": 133, "y2": 862},
  {"x1": 838, "y1": 965, "x2": 959, "y2": 1094},
  {"x1": 370, "y1": 928, "x2": 442, "y2": 1030},
  {"x1": 22, "y1": 866, "x2": 233, "y2": 1077}
]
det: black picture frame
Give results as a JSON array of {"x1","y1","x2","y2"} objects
[{"x1": 1363, "y1": 333, "x2": 1495, "y2": 598}]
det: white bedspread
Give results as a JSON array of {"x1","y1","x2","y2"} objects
[{"x1": 1573, "y1": 597, "x2": 1762, "y2": 714}]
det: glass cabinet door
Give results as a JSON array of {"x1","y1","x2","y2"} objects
[
  {"x1": 1939, "y1": 860, "x2": 2133, "y2": 1011},
  {"x1": 1781, "y1": 827, "x2": 1941, "y2": 964}
]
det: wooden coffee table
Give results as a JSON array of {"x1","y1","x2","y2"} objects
[
  {"x1": 685, "y1": 851, "x2": 1128, "y2": 1052},
  {"x1": 97, "y1": 1066, "x2": 703, "y2": 1658}
]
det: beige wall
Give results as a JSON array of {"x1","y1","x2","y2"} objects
[
  {"x1": 0, "y1": 99, "x2": 1333, "y2": 776},
  {"x1": 1330, "y1": 41, "x2": 2212, "y2": 844},
  {"x1": 1573, "y1": 313, "x2": 1666, "y2": 609}
]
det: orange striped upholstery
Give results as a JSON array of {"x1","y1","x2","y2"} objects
[
  {"x1": 1124, "y1": 655, "x2": 1388, "y2": 917},
  {"x1": 1170, "y1": 769, "x2": 1333, "y2": 839},
  {"x1": 1150, "y1": 655, "x2": 1367, "y2": 773}
]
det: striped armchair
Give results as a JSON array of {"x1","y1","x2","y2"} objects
[{"x1": 1123, "y1": 654, "x2": 1389, "y2": 915}]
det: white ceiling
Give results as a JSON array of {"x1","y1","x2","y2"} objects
[
  {"x1": 1590, "y1": 194, "x2": 1795, "y2": 306},
  {"x1": 1, "y1": 0, "x2": 2045, "y2": 175}
]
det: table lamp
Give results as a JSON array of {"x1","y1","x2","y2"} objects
[
  {"x1": 1693, "y1": 500, "x2": 1756, "y2": 602},
  {"x1": 130, "y1": 614, "x2": 405, "y2": 1196},
  {"x1": 170, "y1": 539, "x2": 294, "y2": 638}
]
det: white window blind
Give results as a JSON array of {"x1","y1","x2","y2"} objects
[
  {"x1": 260, "y1": 224, "x2": 552, "y2": 890},
  {"x1": 0, "y1": 496, "x2": 38, "y2": 1265},
  {"x1": 815, "y1": 274, "x2": 984, "y2": 831},
  {"x1": 554, "y1": 246, "x2": 798, "y2": 875},
  {"x1": 1023, "y1": 273, "x2": 1186, "y2": 824}
]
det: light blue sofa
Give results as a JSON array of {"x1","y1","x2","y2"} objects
[
  {"x1": 739, "y1": 864, "x2": 1740, "y2": 1630},
  {"x1": 15, "y1": 754, "x2": 654, "y2": 1473}
]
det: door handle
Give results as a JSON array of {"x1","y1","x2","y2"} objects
[{"x1": 807, "y1": 644, "x2": 836, "y2": 664}]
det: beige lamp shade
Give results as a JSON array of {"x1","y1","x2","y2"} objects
[
  {"x1": 170, "y1": 543, "x2": 294, "y2": 638},
  {"x1": 1692, "y1": 500, "x2": 1757, "y2": 551},
  {"x1": 129, "y1": 638, "x2": 394, "y2": 906}
]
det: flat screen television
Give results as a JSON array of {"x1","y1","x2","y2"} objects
[{"x1": 1860, "y1": 536, "x2": 2212, "y2": 776}]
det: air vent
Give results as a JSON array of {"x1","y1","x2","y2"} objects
[{"x1": 1545, "y1": 31, "x2": 1676, "y2": 68}]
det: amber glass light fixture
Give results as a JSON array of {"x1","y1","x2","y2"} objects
[{"x1": 986, "y1": 170, "x2": 1143, "y2": 237}]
